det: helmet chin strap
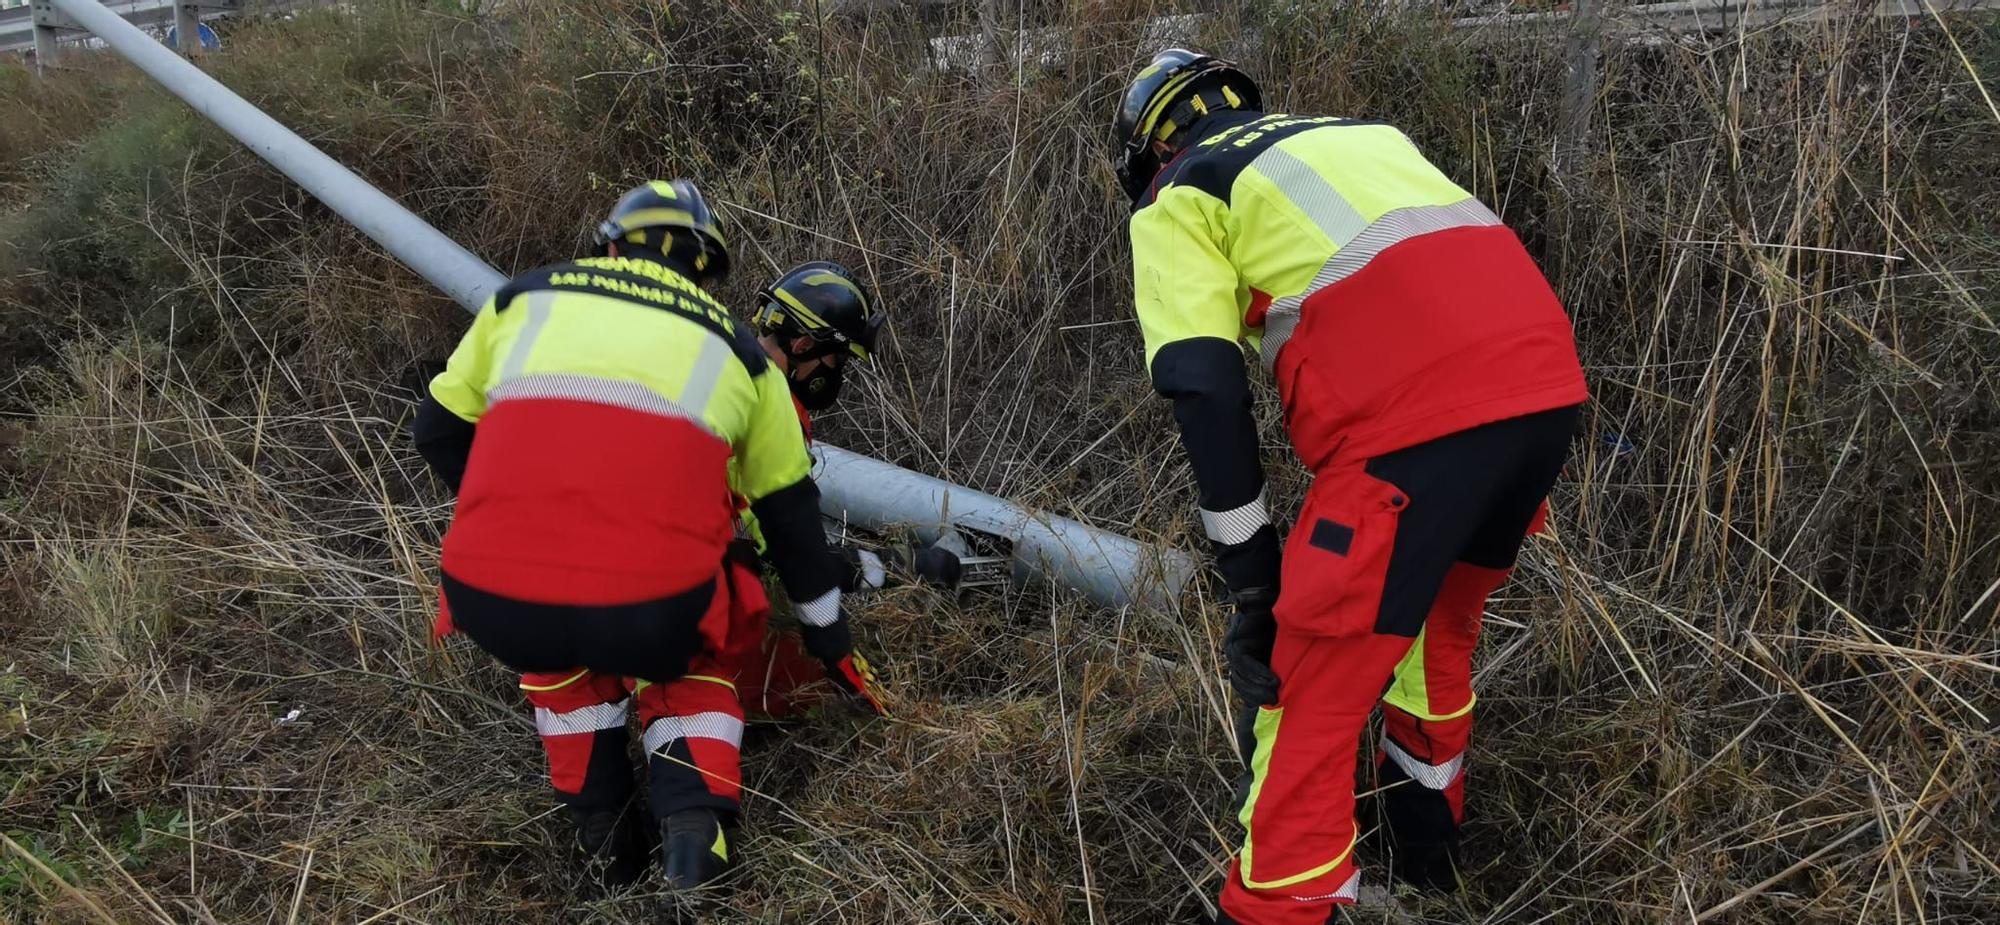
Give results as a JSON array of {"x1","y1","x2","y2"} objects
[
  {"x1": 783, "y1": 337, "x2": 824, "y2": 371},
  {"x1": 790, "y1": 354, "x2": 845, "y2": 412}
]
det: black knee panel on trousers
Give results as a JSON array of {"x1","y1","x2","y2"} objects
[
  {"x1": 1375, "y1": 761, "x2": 1462, "y2": 893},
  {"x1": 1360, "y1": 406, "x2": 1580, "y2": 637},
  {"x1": 556, "y1": 727, "x2": 639, "y2": 812},
  {"x1": 648, "y1": 739, "x2": 739, "y2": 820}
]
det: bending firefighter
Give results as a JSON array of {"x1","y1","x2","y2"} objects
[
  {"x1": 1115, "y1": 51, "x2": 1588, "y2": 922},
  {"x1": 411, "y1": 180, "x2": 888, "y2": 892}
]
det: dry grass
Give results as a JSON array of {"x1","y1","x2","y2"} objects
[{"x1": 2, "y1": 1, "x2": 1997, "y2": 923}]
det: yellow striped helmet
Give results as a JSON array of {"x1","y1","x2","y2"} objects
[
  {"x1": 752, "y1": 261, "x2": 884, "y2": 361},
  {"x1": 593, "y1": 179, "x2": 732, "y2": 280},
  {"x1": 1113, "y1": 49, "x2": 1261, "y2": 203}
]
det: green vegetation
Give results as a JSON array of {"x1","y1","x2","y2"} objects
[{"x1": 2, "y1": 1, "x2": 1996, "y2": 922}]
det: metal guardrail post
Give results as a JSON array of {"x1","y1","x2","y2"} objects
[
  {"x1": 171, "y1": 0, "x2": 194, "y2": 52},
  {"x1": 1558, "y1": 0, "x2": 1603, "y2": 171},
  {"x1": 32, "y1": 19, "x2": 57, "y2": 66},
  {"x1": 170, "y1": 0, "x2": 237, "y2": 55},
  {"x1": 39, "y1": 0, "x2": 1199, "y2": 612},
  {"x1": 31, "y1": 0, "x2": 81, "y2": 70}
]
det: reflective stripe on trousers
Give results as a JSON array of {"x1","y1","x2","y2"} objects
[
  {"x1": 534, "y1": 698, "x2": 631, "y2": 737},
  {"x1": 642, "y1": 710, "x2": 746, "y2": 754},
  {"x1": 1380, "y1": 736, "x2": 1464, "y2": 791}
]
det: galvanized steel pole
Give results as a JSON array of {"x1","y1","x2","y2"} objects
[
  {"x1": 48, "y1": 0, "x2": 506, "y2": 310},
  {"x1": 50, "y1": 0, "x2": 1197, "y2": 610}
]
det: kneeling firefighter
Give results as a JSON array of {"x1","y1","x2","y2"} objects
[
  {"x1": 412, "y1": 180, "x2": 888, "y2": 892},
  {"x1": 1114, "y1": 52, "x2": 1588, "y2": 922}
]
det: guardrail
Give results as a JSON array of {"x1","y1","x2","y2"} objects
[
  {"x1": 5, "y1": 0, "x2": 249, "y2": 58},
  {"x1": 927, "y1": 0, "x2": 2000, "y2": 70},
  {"x1": 1455, "y1": 0, "x2": 2000, "y2": 32},
  {"x1": 26, "y1": 0, "x2": 1199, "y2": 612}
]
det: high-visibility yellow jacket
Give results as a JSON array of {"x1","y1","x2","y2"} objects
[
  {"x1": 1130, "y1": 111, "x2": 1587, "y2": 594},
  {"x1": 417, "y1": 255, "x2": 843, "y2": 616},
  {"x1": 730, "y1": 396, "x2": 812, "y2": 557}
]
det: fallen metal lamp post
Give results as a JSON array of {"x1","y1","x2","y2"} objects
[
  {"x1": 816, "y1": 447, "x2": 1196, "y2": 610},
  {"x1": 44, "y1": 0, "x2": 1197, "y2": 611}
]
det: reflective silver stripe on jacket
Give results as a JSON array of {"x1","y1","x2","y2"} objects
[
  {"x1": 483, "y1": 290, "x2": 736, "y2": 434},
  {"x1": 498, "y1": 292, "x2": 557, "y2": 380},
  {"x1": 1248, "y1": 151, "x2": 1504, "y2": 370},
  {"x1": 1201, "y1": 491, "x2": 1270, "y2": 546},
  {"x1": 487, "y1": 373, "x2": 722, "y2": 440},
  {"x1": 1254, "y1": 147, "x2": 1369, "y2": 245}
]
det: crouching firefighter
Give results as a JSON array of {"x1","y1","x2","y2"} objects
[
  {"x1": 718, "y1": 258, "x2": 966, "y2": 716},
  {"x1": 747, "y1": 260, "x2": 965, "y2": 595},
  {"x1": 411, "y1": 180, "x2": 888, "y2": 893},
  {"x1": 1114, "y1": 51, "x2": 1589, "y2": 922}
]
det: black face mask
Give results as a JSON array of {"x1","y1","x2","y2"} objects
[{"x1": 793, "y1": 362, "x2": 844, "y2": 411}]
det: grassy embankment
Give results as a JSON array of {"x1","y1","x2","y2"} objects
[{"x1": 2, "y1": 1, "x2": 1996, "y2": 922}]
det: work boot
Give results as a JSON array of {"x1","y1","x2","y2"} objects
[
  {"x1": 659, "y1": 807, "x2": 737, "y2": 890},
  {"x1": 1371, "y1": 798, "x2": 1462, "y2": 893},
  {"x1": 1389, "y1": 839, "x2": 1461, "y2": 894},
  {"x1": 1365, "y1": 777, "x2": 1465, "y2": 894},
  {"x1": 569, "y1": 804, "x2": 647, "y2": 893}
]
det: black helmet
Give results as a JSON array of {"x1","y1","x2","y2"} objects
[
  {"x1": 1113, "y1": 49, "x2": 1261, "y2": 203},
  {"x1": 593, "y1": 179, "x2": 732, "y2": 280},
  {"x1": 752, "y1": 261, "x2": 885, "y2": 361}
]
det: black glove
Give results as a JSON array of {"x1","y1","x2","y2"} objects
[
  {"x1": 1212, "y1": 528, "x2": 1282, "y2": 609},
  {"x1": 1223, "y1": 590, "x2": 1279, "y2": 708},
  {"x1": 798, "y1": 615, "x2": 889, "y2": 717},
  {"x1": 725, "y1": 538, "x2": 764, "y2": 574},
  {"x1": 895, "y1": 542, "x2": 963, "y2": 590}
]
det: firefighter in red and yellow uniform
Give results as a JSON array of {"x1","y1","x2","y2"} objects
[
  {"x1": 411, "y1": 180, "x2": 886, "y2": 893},
  {"x1": 745, "y1": 261, "x2": 963, "y2": 590},
  {"x1": 1114, "y1": 52, "x2": 1589, "y2": 922},
  {"x1": 726, "y1": 259, "x2": 962, "y2": 714}
]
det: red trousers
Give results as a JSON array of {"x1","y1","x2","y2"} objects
[
  {"x1": 1220, "y1": 408, "x2": 1574, "y2": 924},
  {"x1": 495, "y1": 556, "x2": 824, "y2": 822},
  {"x1": 522, "y1": 663, "x2": 744, "y2": 816},
  {"x1": 1221, "y1": 562, "x2": 1510, "y2": 922}
]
